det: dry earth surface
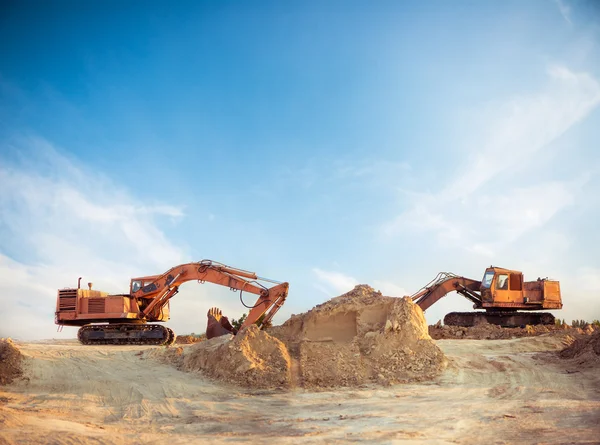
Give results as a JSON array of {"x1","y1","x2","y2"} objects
[{"x1": 1, "y1": 333, "x2": 599, "y2": 445}]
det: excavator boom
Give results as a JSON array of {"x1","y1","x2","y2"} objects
[
  {"x1": 411, "y1": 272, "x2": 482, "y2": 311},
  {"x1": 131, "y1": 260, "x2": 288, "y2": 328}
]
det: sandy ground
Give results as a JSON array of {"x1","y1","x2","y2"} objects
[{"x1": 1, "y1": 336, "x2": 599, "y2": 445}]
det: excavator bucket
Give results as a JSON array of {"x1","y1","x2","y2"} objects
[{"x1": 206, "y1": 307, "x2": 238, "y2": 339}]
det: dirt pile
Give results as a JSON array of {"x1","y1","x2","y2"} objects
[
  {"x1": 180, "y1": 325, "x2": 291, "y2": 389},
  {"x1": 153, "y1": 285, "x2": 446, "y2": 389},
  {"x1": 145, "y1": 345, "x2": 186, "y2": 368},
  {"x1": 429, "y1": 321, "x2": 580, "y2": 340},
  {"x1": 559, "y1": 330, "x2": 600, "y2": 366},
  {"x1": 269, "y1": 285, "x2": 446, "y2": 387},
  {"x1": 175, "y1": 335, "x2": 205, "y2": 345},
  {"x1": 0, "y1": 338, "x2": 23, "y2": 385}
]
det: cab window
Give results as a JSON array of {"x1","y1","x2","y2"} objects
[
  {"x1": 496, "y1": 274, "x2": 508, "y2": 290},
  {"x1": 131, "y1": 280, "x2": 142, "y2": 292},
  {"x1": 481, "y1": 271, "x2": 495, "y2": 288}
]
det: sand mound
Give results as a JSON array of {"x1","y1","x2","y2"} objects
[
  {"x1": 0, "y1": 338, "x2": 23, "y2": 385},
  {"x1": 269, "y1": 285, "x2": 446, "y2": 387},
  {"x1": 559, "y1": 330, "x2": 600, "y2": 366},
  {"x1": 150, "y1": 285, "x2": 445, "y2": 389},
  {"x1": 181, "y1": 326, "x2": 291, "y2": 389}
]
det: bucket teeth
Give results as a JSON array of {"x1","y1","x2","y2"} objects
[{"x1": 206, "y1": 307, "x2": 237, "y2": 339}]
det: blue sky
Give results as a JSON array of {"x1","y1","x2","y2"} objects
[{"x1": 1, "y1": 0, "x2": 599, "y2": 339}]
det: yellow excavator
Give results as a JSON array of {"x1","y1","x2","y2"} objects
[
  {"x1": 410, "y1": 266, "x2": 562, "y2": 327},
  {"x1": 55, "y1": 260, "x2": 289, "y2": 345}
]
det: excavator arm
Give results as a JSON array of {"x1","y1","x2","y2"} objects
[
  {"x1": 411, "y1": 272, "x2": 482, "y2": 311},
  {"x1": 131, "y1": 260, "x2": 289, "y2": 338}
]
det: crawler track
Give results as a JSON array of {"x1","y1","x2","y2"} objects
[
  {"x1": 444, "y1": 311, "x2": 555, "y2": 327},
  {"x1": 77, "y1": 324, "x2": 176, "y2": 346}
]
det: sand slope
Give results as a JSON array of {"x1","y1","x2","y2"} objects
[{"x1": 1, "y1": 334, "x2": 599, "y2": 444}]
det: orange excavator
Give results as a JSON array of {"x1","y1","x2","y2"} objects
[
  {"x1": 410, "y1": 266, "x2": 562, "y2": 327},
  {"x1": 55, "y1": 260, "x2": 289, "y2": 345}
]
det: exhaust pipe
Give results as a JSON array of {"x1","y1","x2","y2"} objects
[{"x1": 78, "y1": 277, "x2": 82, "y2": 289}]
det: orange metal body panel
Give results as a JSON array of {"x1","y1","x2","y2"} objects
[
  {"x1": 481, "y1": 267, "x2": 562, "y2": 310},
  {"x1": 56, "y1": 288, "x2": 148, "y2": 326}
]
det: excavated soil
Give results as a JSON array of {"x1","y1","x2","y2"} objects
[
  {"x1": 146, "y1": 289, "x2": 599, "y2": 391},
  {"x1": 181, "y1": 326, "x2": 291, "y2": 388},
  {"x1": 559, "y1": 329, "x2": 600, "y2": 367},
  {"x1": 0, "y1": 339, "x2": 23, "y2": 385},
  {"x1": 428, "y1": 321, "x2": 587, "y2": 340},
  {"x1": 152, "y1": 285, "x2": 446, "y2": 389},
  {"x1": 269, "y1": 284, "x2": 446, "y2": 388},
  {"x1": 174, "y1": 335, "x2": 205, "y2": 344},
  {"x1": 147, "y1": 326, "x2": 291, "y2": 389}
]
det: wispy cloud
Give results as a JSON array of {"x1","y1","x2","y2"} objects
[
  {"x1": 312, "y1": 268, "x2": 408, "y2": 299},
  {"x1": 333, "y1": 160, "x2": 411, "y2": 180},
  {"x1": 313, "y1": 268, "x2": 358, "y2": 295},
  {"x1": 384, "y1": 66, "x2": 600, "y2": 256},
  {"x1": 0, "y1": 137, "x2": 223, "y2": 339},
  {"x1": 442, "y1": 66, "x2": 600, "y2": 200},
  {"x1": 554, "y1": 0, "x2": 572, "y2": 25},
  {"x1": 576, "y1": 267, "x2": 600, "y2": 291},
  {"x1": 0, "y1": 140, "x2": 185, "y2": 270},
  {"x1": 373, "y1": 280, "x2": 408, "y2": 297},
  {"x1": 269, "y1": 157, "x2": 411, "y2": 198}
]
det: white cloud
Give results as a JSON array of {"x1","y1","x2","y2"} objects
[
  {"x1": 0, "y1": 138, "x2": 185, "y2": 270},
  {"x1": 576, "y1": 267, "x2": 600, "y2": 291},
  {"x1": 373, "y1": 280, "x2": 408, "y2": 297},
  {"x1": 0, "y1": 137, "x2": 245, "y2": 340},
  {"x1": 312, "y1": 269, "x2": 409, "y2": 300},
  {"x1": 384, "y1": 66, "x2": 600, "y2": 256},
  {"x1": 312, "y1": 268, "x2": 358, "y2": 295},
  {"x1": 463, "y1": 179, "x2": 583, "y2": 255},
  {"x1": 442, "y1": 66, "x2": 600, "y2": 200}
]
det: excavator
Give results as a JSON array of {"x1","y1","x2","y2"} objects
[
  {"x1": 410, "y1": 266, "x2": 562, "y2": 327},
  {"x1": 55, "y1": 260, "x2": 289, "y2": 346}
]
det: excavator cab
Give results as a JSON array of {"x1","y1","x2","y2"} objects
[
  {"x1": 129, "y1": 275, "x2": 161, "y2": 295},
  {"x1": 480, "y1": 267, "x2": 524, "y2": 304}
]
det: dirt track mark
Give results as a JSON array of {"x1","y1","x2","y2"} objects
[{"x1": 0, "y1": 336, "x2": 598, "y2": 444}]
